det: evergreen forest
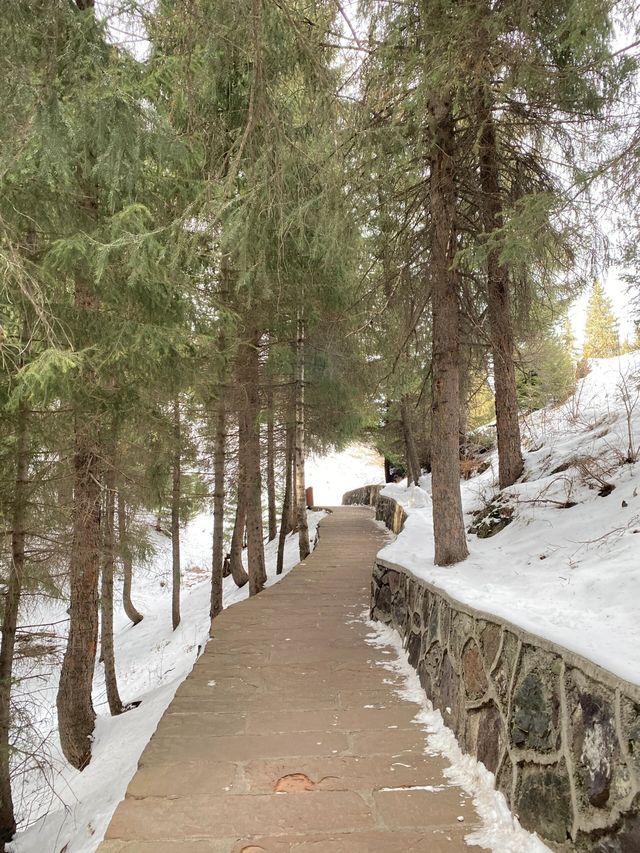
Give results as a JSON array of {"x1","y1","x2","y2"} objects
[{"x1": 1, "y1": 0, "x2": 640, "y2": 848}]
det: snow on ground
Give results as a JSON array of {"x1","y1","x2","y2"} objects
[
  {"x1": 306, "y1": 442, "x2": 384, "y2": 505},
  {"x1": 364, "y1": 618, "x2": 551, "y2": 852},
  {"x1": 10, "y1": 510, "x2": 325, "y2": 853},
  {"x1": 380, "y1": 352, "x2": 640, "y2": 685}
]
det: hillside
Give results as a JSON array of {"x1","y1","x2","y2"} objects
[{"x1": 381, "y1": 352, "x2": 640, "y2": 683}]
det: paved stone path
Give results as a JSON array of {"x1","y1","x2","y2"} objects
[{"x1": 100, "y1": 507, "x2": 481, "y2": 852}]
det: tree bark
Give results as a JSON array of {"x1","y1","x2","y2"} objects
[
  {"x1": 171, "y1": 398, "x2": 181, "y2": 631},
  {"x1": 0, "y1": 399, "x2": 28, "y2": 845},
  {"x1": 101, "y1": 444, "x2": 123, "y2": 716},
  {"x1": 266, "y1": 385, "x2": 277, "y2": 542},
  {"x1": 478, "y1": 89, "x2": 523, "y2": 489},
  {"x1": 428, "y1": 92, "x2": 469, "y2": 566},
  {"x1": 276, "y1": 423, "x2": 295, "y2": 575},
  {"x1": 294, "y1": 318, "x2": 310, "y2": 560},
  {"x1": 400, "y1": 395, "x2": 420, "y2": 486},
  {"x1": 57, "y1": 409, "x2": 101, "y2": 769},
  {"x1": 243, "y1": 331, "x2": 266, "y2": 595},
  {"x1": 229, "y1": 418, "x2": 249, "y2": 588},
  {"x1": 210, "y1": 397, "x2": 226, "y2": 619},
  {"x1": 117, "y1": 493, "x2": 143, "y2": 625},
  {"x1": 56, "y1": 0, "x2": 102, "y2": 772}
]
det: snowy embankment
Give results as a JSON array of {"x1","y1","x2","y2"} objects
[
  {"x1": 380, "y1": 352, "x2": 640, "y2": 685},
  {"x1": 11, "y1": 511, "x2": 325, "y2": 853},
  {"x1": 306, "y1": 442, "x2": 385, "y2": 505}
]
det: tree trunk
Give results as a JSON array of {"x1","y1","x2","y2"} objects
[
  {"x1": 117, "y1": 493, "x2": 143, "y2": 625},
  {"x1": 101, "y1": 445, "x2": 123, "y2": 716},
  {"x1": 56, "y1": 0, "x2": 102, "y2": 772},
  {"x1": 243, "y1": 331, "x2": 266, "y2": 595},
  {"x1": 171, "y1": 398, "x2": 181, "y2": 631},
  {"x1": 400, "y1": 395, "x2": 420, "y2": 486},
  {"x1": 428, "y1": 92, "x2": 469, "y2": 566},
  {"x1": 57, "y1": 410, "x2": 101, "y2": 769},
  {"x1": 478, "y1": 89, "x2": 523, "y2": 489},
  {"x1": 294, "y1": 318, "x2": 310, "y2": 560},
  {"x1": 0, "y1": 400, "x2": 28, "y2": 845},
  {"x1": 229, "y1": 418, "x2": 249, "y2": 588},
  {"x1": 276, "y1": 423, "x2": 294, "y2": 575},
  {"x1": 210, "y1": 397, "x2": 226, "y2": 619},
  {"x1": 266, "y1": 385, "x2": 277, "y2": 542}
]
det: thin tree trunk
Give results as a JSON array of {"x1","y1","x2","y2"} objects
[
  {"x1": 458, "y1": 341, "x2": 470, "y2": 454},
  {"x1": 276, "y1": 423, "x2": 294, "y2": 575},
  {"x1": 171, "y1": 398, "x2": 181, "y2": 631},
  {"x1": 101, "y1": 444, "x2": 123, "y2": 716},
  {"x1": 243, "y1": 331, "x2": 266, "y2": 595},
  {"x1": 229, "y1": 418, "x2": 249, "y2": 588},
  {"x1": 117, "y1": 493, "x2": 143, "y2": 625},
  {"x1": 478, "y1": 89, "x2": 523, "y2": 489},
  {"x1": 0, "y1": 399, "x2": 28, "y2": 845},
  {"x1": 266, "y1": 385, "x2": 277, "y2": 542},
  {"x1": 56, "y1": 0, "x2": 102, "y2": 772},
  {"x1": 210, "y1": 397, "x2": 226, "y2": 619},
  {"x1": 400, "y1": 395, "x2": 420, "y2": 486},
  {"x1": 295, "y1": 317, "x2": 310, "y2": 560},
  {"x1": 57, "y1": 408, "x2": 101, "y2": 769},
  {"x1": 428, "y1": 91, "x2": 469, "y2": 566}
]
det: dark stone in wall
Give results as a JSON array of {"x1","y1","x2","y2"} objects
[
  {"x1": 462, "y1": 640, "x2": 489, "y2": 701},
  {"x1": 421, "y1": 590, "x2": 431, "y2": 626},
  {"x1": 406, "y1": 630, "x2": 421, "y2": 669},
  {"x1": 516, "y1": 763, "x2": 573, "y2": 844},
  {"x1": 439, "y1": 652, "x2": 463, "y2": 737},
  {"x1": 388, "y1": 570, "x2": 400, "y2": 594},
  {"x1": 418, "y1": 640, "x2": 444, "y2": 701},
  {"x1": 593, "y1": 795, "x2": 640, "y2": 853},
  {"x1": 375, "y1": 583, "x2": 391, "y2": 616},
  {"x1": 476, "y1": 702, "x2": 504, "y2": 774},
  {"x1": 510, "y1": 659, "x2": 560, "y2": 753}
]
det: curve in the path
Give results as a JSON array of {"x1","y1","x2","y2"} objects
[{"x1": 99, "y1": 506, "x2": 481, "y2": 853}]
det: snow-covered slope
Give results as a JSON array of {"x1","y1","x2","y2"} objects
[
  {"x1": 306, "y1": 442, "x2": 384, "y2": 505},
  {"x1": 380, "y1": 352, "x2": 640, "y2": 685},
  {"x1": 10, "y1": 510, "x2": 325, "y2": 853}
]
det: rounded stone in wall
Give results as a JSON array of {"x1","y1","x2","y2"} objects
[
  {"x1": 478, "y1": 621, "x2": 502, "y2": 673},
  {"x1": 510, "y1": 648, "x2": 561, "y2": 754},
  {"x1": 462, "y1": 639, "x2": 489, "y2": 701},
  {"x1": 515, "y1": 761, "x2": 573, "y2": 844}
]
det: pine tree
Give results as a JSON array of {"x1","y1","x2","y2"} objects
[{"x1": 583, "y1": 281, "x2": 620, "y2": 358}]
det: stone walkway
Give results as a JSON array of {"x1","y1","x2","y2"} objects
[{"x1": 99, "y1": 507, "x2": 481, "y2": 852}]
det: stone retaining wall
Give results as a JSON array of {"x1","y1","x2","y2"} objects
[
  {"x1": 364, "y1": 491, "x2": 640, "y2": 851},
  {"x1": 342, "y1": 486, "x2": 407, "y2": 534},
  {"x1": 342, "y1": 485, "x2": 382, "y2": 507}
]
